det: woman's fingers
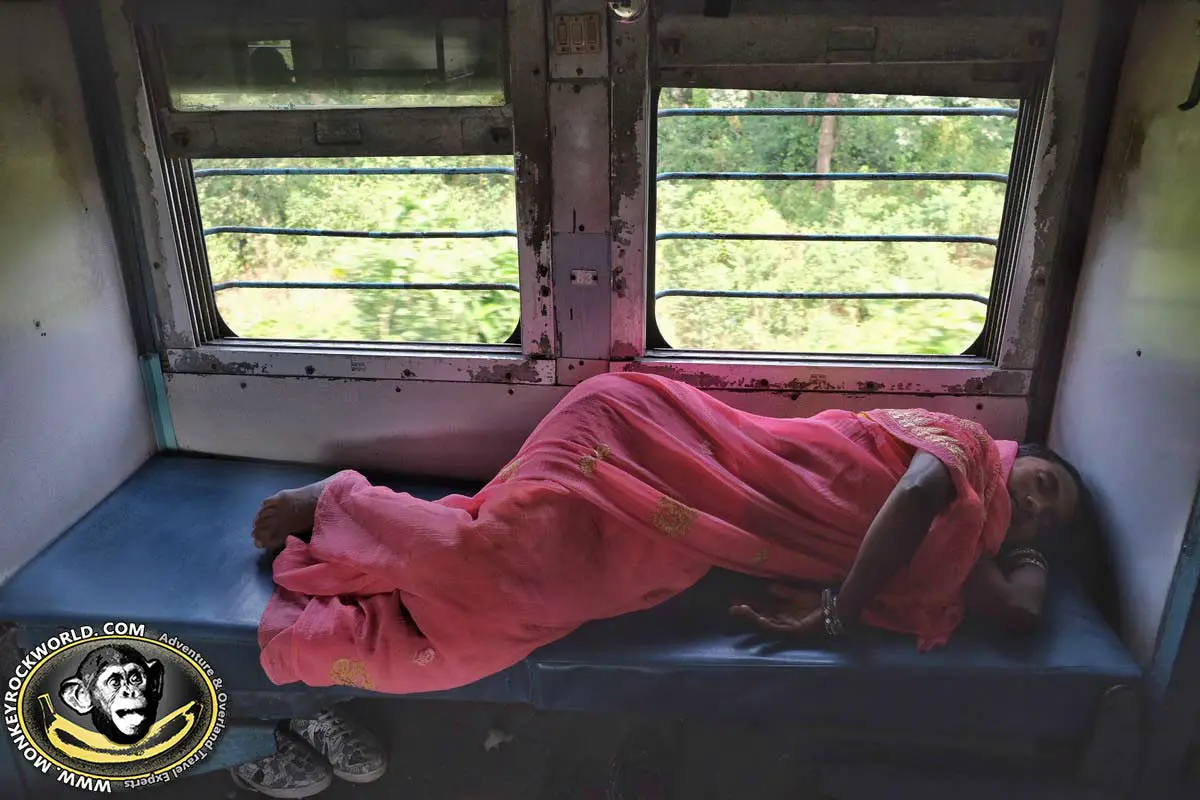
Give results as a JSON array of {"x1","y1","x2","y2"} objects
[{"x1": 729, "y1": 604, "x2": 801, "y2": 634}]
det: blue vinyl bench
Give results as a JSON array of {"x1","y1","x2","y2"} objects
[{"x1": 0, "y1": 455, "x2": 1143, "y2": 790}]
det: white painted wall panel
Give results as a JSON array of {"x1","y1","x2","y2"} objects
[
  {"x1": 168, "y1": 373, "x2": 1027, "y2": 482},
  {"x1": 1051, "y1": 1, "x2": 1200, "y2": 663},
  {"x1": 0, "y1": 3, "x2": 154, "y2": 585}
]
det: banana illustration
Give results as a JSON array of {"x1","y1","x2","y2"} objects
[{"x1": 38, "y1": 695, "x2": 200, "y2": 765}]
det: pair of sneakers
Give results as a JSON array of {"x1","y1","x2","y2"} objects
[{"x1": 230, "y1": 707, "x2": 387, "y2": 798}]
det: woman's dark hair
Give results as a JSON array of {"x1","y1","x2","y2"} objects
[
  {"x1": 1016, "y1": 442, "x2": 1087, "y2": 525},
  {"x1": 1015, "y1": 442, "x2": 1119, "y2": 624},
  {"x1": 1014, "y1": 442, "x2": 1091, "y2": 546}
]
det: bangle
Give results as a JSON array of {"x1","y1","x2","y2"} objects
[
  {"x1": 1004, "y1": 547, "x2": 1049, "y2": 574},
  {"x1": 821, "y1": 588, "x2": 845, "y2": 639},
  {"x1": 1012, "y1": 555, "x2": 1049, "y2": 573}
]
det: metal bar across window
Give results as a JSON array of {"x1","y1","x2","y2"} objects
[
  {"x1": 207, "y1": 282, "x2": 986, "y2": 307},
  {"x1": 193, "y1": 166, "x2": 1006, "y2": 184},
  {"x1": 655, "y1": 289, "x2": 988, "y2": 306},
  {"x1": 204, "y1": 229, "x2": 995, "y2": 252},
  {"x1": 657, "y1": 171, "x2": 1008, "y2": 184},
  {"x1": 203, "y1": 226, "x2": 517, "y2": 240},
  {"x1": 658, "y1": 107, "x2": 1019, "y2": 118},
  {"x1": 195, "y1": 104, "x2": 1008, "y2": 311},
  {"x1": 193, "y1": 167, "x2": 516, "y2": 178},
  {"x1": 212, "y1": 280, "x2": 519, "y2": 293},
  {"x1": 656, "y1": 232, "x2": 999, "y2": 246}
]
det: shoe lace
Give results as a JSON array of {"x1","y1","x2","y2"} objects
[{"x1": 316, "y1": 708, "x2": 354, "y2": 741}]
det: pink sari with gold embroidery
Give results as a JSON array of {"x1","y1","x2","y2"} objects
[{"x1": 259, "y1": 373, "x2": 1016, "y2": 694}]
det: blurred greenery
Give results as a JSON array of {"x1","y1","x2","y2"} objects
[{"x1": 192, "y1": 90, "x2": 1018, "y2": 354}]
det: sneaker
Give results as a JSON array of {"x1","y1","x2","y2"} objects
[
  {"x1": 229, "y1": 729, "x2": 333, "y2": 799},
  {"x1": 290, "y1": 707, "x2": 388, "y2": 784}
]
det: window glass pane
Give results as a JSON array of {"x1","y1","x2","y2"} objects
[
  {"x1": 654, "y1": 90, "x2": 1020, "y2": 355},
  {"x1": 193, "y1": 156, "x2": 519, "y2": 344},
  {"x1": 162, "y1": 18, "x2": 506, "y2": 110}
]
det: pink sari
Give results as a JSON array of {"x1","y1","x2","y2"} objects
[{"x1": 259, "y1": 373, "x2": 1016, "y2": 695}]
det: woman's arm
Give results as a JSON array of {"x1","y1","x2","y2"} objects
[
  {"x1": 834, "y1": 450, "x2": 956, "y2": 623},
  {"x1": 733, "y1": 450, "x2": 955, "y2": 634},
  {"x1": 962, "y1": 557, "x2": 1047, "y2": 634}
]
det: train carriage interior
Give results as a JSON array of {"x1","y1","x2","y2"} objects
[{"x1": 1, "y1": 0, "x2": 1198, "y2": 797}]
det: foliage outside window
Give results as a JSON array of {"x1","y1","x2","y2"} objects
[
  {"x1": 654, "y1": 90, "x2": 1019, "y2": 356},
  {"x1": 193, "y1": 157, "x2": 520, "y2": 345}
]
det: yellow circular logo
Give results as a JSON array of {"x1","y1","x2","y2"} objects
[{"x1": 5, "y1": 623, "x2": 227, "y2": 793}]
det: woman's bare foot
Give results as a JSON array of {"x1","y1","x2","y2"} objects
[{"x1": 251, "y1": 477, "x2": 335, "y2": 551}]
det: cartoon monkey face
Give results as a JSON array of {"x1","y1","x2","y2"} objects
[{"x1": 59, "y1": 645, "x2": 164, "y2": 745}]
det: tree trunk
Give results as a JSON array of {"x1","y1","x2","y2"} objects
[{"x1": 815, "y1": 93, "x2": 841, "y2": 191}]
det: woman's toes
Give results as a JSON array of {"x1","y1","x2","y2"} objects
[
  {"x1": 255, "y1": 529, "x2": 283, "y2": 550},
  {"x1": 250, "y1": 482, "x2": 327, "y2": 551}
]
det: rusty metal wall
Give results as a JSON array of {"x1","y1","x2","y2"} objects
[
  {"x1": 165, "y1": 372, "x2": 1028, "y2": 480},
  {"x1": 549, "y1": 0, "x2": 613, "y2": 360}
]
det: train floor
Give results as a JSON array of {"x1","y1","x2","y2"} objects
[{"x1": 23, "y1": 699, "x2": 877, "y2": 800}]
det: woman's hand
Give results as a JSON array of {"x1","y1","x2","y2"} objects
[
  {"x1": 729, "y1": 584, "x2": 826, "y2": 640},
  {"x1": 963, "y1": 556, "x2": 1047, "y2": 635}
]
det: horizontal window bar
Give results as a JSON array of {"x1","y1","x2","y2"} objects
[
  {"x1": 194, "y1": 167, "x2": 516, "y2": 179},
  {"x1": 212, "y1": 280, "x2": 519, "y2": 293},
  {"x1": 203, "y1": 226, "x2": 517, "y2": 240},
  {"x1": 208, "y1": 280, "x2": 986, "y2": 307},
  {"x1": 656, "y1": 232, "x2": 999, "y2": 246},
  {"x1": 655, "y1": 289, "x2": 988, "y2": 306},
  {"x1": 209, "y1": 280, "x2": 984, "y2": 307},
  {"x1": 656, "y1": 171, "x2": 1008, "y2": 184},
  {"x1": 658, "y1": 107, "x2": 1019, "y2": 118},
  {"x1": 195, "y1": 167, "x2": 1005, "y2": 183}
]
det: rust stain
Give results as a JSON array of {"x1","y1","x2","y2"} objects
[
  {"x1": 466, "y1": 360, "x2": 542, "y2": 384},
  {"x1": 958, "y1": 371, "x2": 1027, "y2": 396},
  {"x1": 612, "y1": 264, "x2": 627, "y2": 298},
  {"x1": 617, "y1": 366, "x2": 850, "y2": 393},
  {"x1": 783, "y1": 374, "x2": 839, "y2": 393},
  {"x1": 172, "y1": 350, "x2": 264, "y2": 375},
  {"x1": 610, "y1": 339, "x2": 639, "y2": 360},
  {"x1": 609, "y1": 31, "x2": 646, "y2": 228}
]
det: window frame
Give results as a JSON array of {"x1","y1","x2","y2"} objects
[
  {"x1": 609, "y1": 3, "x2": 1064, "y2": 395},
  {"x1": 113, "y1": 0, "x2": 1091, "y2": 400},
  {"x1": 123, "y1": 0, "x2": 557, "y2": 385},
  {"x1": 644, "y1": 90, "x2": 1039, "y2": 360}
]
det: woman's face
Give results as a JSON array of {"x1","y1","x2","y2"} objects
[{"x1": 1006, "y1": 456, "x2": 1079, "y2": 545}]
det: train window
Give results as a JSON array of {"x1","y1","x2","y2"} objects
[
  {"x1": 192, "y1": 156, "x2": 519, "y2": 344},
  {"x1": 133, "y1": 3, "x2": 530, "y2": 352},
  {"x1": 652, "y1": 90, "x2": 1021, "y2": 356},
  {"x1": 158, "y1": 17, "x2": 507, "y2": 110}
]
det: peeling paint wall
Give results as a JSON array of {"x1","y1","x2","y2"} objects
[
  {"x1": 1050, "y1": 0, "x2": 1200, "y2": 664},
  {"x1": 0, "y1": 3, "x2": 154, "y2": 585}
]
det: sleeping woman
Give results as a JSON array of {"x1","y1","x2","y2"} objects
[
  {"x1": 231, "y1": 372, "x2": 1083, "y2": 797},
  {"x1": 254, "y1": 370, "x2": 1081, "y2": 684}
]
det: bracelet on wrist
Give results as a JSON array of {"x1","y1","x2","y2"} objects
[{"x1": 821, "y1": 588, "x2": 845, "y2": 639}]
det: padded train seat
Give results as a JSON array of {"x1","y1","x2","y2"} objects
[{"x1": 0, "y1": 455, "x2": 1141, "y2": 741}]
